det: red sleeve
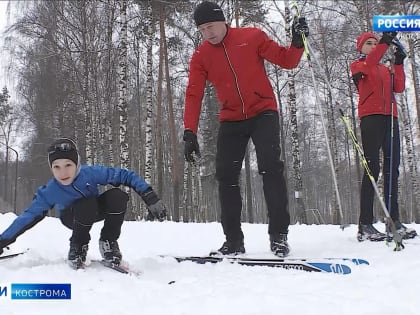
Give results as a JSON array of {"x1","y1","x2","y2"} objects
[
  {"x1": 393, "y1": 64, "x2": 405, "y2": 93},
  {"x1": 350, "y1": 60, "x2": 364, "y2": 75},
  {"x1": 364, "y1": 42, "x2": 388, "y2": 66},
  {"x1": 257, "y1": 30, "x2": 304, "y2": 69},
  {"x1": 183, "y1": 50, "x2": 207, "y2": 134}
]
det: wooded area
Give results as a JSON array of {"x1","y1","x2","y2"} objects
[{"x1": 0, "y1": 0, "x2": 419, "y2": 225}]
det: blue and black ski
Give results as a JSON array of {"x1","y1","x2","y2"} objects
[{"x1": 167, "y1": 255, "x2": 355, "y2": 274}]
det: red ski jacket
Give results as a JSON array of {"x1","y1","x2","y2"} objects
[
  {"x1": 350, "y1": 42, "x2": 405, "y2": 118},
  {"x1": 184, "y1": 26, "x2": 304, "y2": 133}
]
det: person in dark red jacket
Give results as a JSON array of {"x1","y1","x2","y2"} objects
[
  {"x1": 183, "y1": 1, "x2": 308, "y2": 257},
  {"x1": 351, "y1": 31, "x2": 417, "y2": 242}
]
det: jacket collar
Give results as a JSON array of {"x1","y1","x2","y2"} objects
[{"x1": 207, "y1": 24, "x2": 230, "y2": 47}]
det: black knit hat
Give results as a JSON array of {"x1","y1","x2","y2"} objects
[
  {"x1": 194, "y1": 1, "x2": 225, "y2": 27},
  {"x1": 47, "y1": 138, "x2": 79, "y2": 168}
]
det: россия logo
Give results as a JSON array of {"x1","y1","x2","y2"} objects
[{"x1": 373, "y1": 15, "x2": 420, "y2": 32}]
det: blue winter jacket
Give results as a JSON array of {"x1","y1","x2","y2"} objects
[{"x1": 0, "y1": 165, "x2": 151, "y2": 246}]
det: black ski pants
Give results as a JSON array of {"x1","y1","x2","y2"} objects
[
  {"x1": 60, "y1": 188, "x2": 129, "y2": 245},
  {"x1": 215, "y1": 110, "x2": 290, "y2": 243},
  {"x1": 359, "y1": 115, "x2": 400, "y2": 224}
]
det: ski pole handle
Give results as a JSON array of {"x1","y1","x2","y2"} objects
[
  {"x1": 391, "y1": 37, "x2": 407, "y2": 55},
  {"x1": 290, "y1": 2, "x2": 309, "y2": 57}
]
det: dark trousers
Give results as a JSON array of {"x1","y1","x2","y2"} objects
[
  {"x1": 359, "y1": 115, "x2": 400, "y2": 224},
  {"x1": 215, "y1": 110, "x2": 290, "y2": 242},
  {"x1": 60, "y1": 188, "x2": 129, "y2": 245}
]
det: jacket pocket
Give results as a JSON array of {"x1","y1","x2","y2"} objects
[
  {"x1": 254, "y1": 91, "x2": 273, "y2": 100},
  {"x1": 359, "y1": 91, "x2": 373, "y2": 106}
]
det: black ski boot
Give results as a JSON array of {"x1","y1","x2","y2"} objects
[
  {"x1": 68, "y1": 243, "x2": 88, "y2": 270},
  {"x1": 99, "y1": 240, "x2": 122, "y2": 265},
  {"x1": 387, "y1": 221, "x2": 417, "y2": 240},
  {"x1": 357, "y1": 224, "x2": 386, "y2": 242},
  {"x1": 270, "y1": 233, "x2": 290, "y2": 257},
  {"x1": 210, "y1": 240, "x2": 245, "y2": 256}
]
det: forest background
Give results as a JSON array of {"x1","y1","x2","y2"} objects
[{"x1": 0, "y1": 0, "x2": 419, "y2": 227}]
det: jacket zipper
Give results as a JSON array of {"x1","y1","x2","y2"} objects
[
  {"x1": 72, "y1": 183, "x2": 86, "y2": 198},
  {"x1": 222, "y1": 42, "x2": 247, "y2": 119}
]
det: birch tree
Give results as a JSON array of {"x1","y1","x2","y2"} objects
[
  {"x1": 144, "y1": 1, "x2": 154, "y2": 186},
  {"x1": 284, "y1": 0, "x2": 307, "y2": 224},
  {"x1": 118, "y1": 0, "x2": 129, "y2": 171}
]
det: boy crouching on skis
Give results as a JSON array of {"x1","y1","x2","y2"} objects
[{"x1": 0, "y1": 138, "x2": 167, "y2": 269}]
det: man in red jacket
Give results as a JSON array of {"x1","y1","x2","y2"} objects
[
  {"x1": 351, "y1": 31, "x2": 417, "y2": 241},
  {"x1": 183, "y1": 1, "x2": 308, "y2": 257}
]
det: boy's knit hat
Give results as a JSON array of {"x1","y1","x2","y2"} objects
[
  {"x1": 47, "y1": 138, "x2": 79, "y2": 168},
  {"x1": 356, "y1": 32, "x2": 378, "y2": 52}
]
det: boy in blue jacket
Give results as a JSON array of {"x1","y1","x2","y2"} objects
[{"x1": 0, "y1": 138, "x2": 167, "y2": 269}]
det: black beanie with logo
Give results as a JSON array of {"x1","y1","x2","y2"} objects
[{"x1": 194, "y1": 1, "x2": 225, "y2": 27}]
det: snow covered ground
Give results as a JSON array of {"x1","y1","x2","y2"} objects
[{"x1": 1, "y1": 212, "x2": 420, "y2": 315}]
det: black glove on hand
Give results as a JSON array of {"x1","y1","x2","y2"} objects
[
  {"x1": 291, "y1": 17, "x2": 309, "y2": 48},
  {"x1": 183, "y1": 130, "x2": 200, "y2": 163},
  {"x1": 141, "y1": 188, "x2": 167, "y2": 222},
  {"x1": 379, "y1": 31, "x2": 397, "y2": 45},
  {"x1": 394, "y1": 46, "x2": 406, "y2": 65}
]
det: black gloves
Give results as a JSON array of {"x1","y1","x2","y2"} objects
[
  {"x1": 394, "y1": 46, "x2": 406, "y2": 65},
  {"x1": 379, "y1": 32, "x2": 397, "y2": 45},
  {"x1": 379, "y1": 32, "x2": 405, "y2": 64},
  {"x1": 183, "y1": 130, "x2": 200, "y2": 163},
  {"x1": 392, "y1": 39, "x2": 407, "y2": 65},
  {"x1": 140, "y1": 188, "x2": 167, "y2": 222},
  {"x1": 291, "y1": 17, "x2": 309, "y2": 48},
  {"x1": 352, "y1": 72, "x2": 364, "y2": 87}
]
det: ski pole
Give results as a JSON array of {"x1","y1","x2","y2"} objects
[
  {"x1": 338, "y1": 108, "x2": 404, "y2": 251},
  {"x1": 290, "y1": 1, "x2": 346, "y2": 229},
  {"x1": 386, "y1": 62, "x2": 395, "y2": 241}
]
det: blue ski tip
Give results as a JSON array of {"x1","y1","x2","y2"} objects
[{"x1": 308, "y1": 262, "x2": 352, "y2": 274}]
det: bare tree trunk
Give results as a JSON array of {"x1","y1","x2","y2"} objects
[
  {"x1": 161, "y1": 4, "x2": 180, "y2": 223},
  {"x1": 285, "y1": 0, "x2": 306, "y2": 224},
  {"x1": 156, "y1": 4, "x2": 165, "y2": 199},
  {"x1": 317, "y1": 18, "x2": 341, "y2": 224},
  {"x1": 117, "y1": 0, "x2": 131, "y2": 221},
  {"x1": 79, "y1": 2, "x2": 93, "y2": 165},
  {"x1": 144, "y1": 1, "x2": 154, "y2": 188},
  {"x1": 195, "y1": 162, "x2": 203, "y2": 221},
  {"x1": 400, "y1": 1, "x2": 420, "y2": 133},
  {"x1": 399, "y1": 92, "x2": 420, "y2": 222},
  {"x1": 244, "y1": 147, "x2": 254, "y2": 223},
  {"x1": 183, "y1": 162, "x2": 189, "y2": 222},
  {"x1": 118, "y1": 0, "x2": 129, "y2": 169},
  {"x1": 346, "y1": 60, "x2": 362, "y2": 184},
  {"x1": 105, "y1": 1, "x2": 115, "y2": 166},
  {"x1": 3, "y1": 142, "x2": 9, "y2": 202}
]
